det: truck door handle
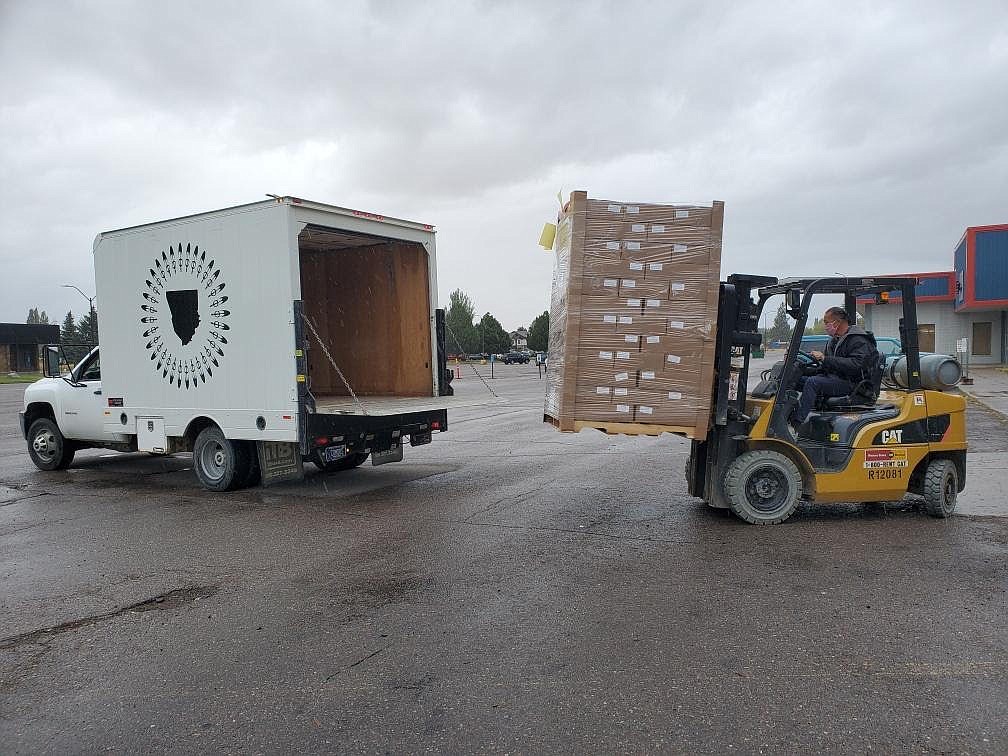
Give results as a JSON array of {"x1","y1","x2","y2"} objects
[{"x1": 93, "y1": 390, "x2": 102, "y2": 395}]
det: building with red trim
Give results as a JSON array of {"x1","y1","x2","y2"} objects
[{"x1": 859, "y1": 224, "x2": 1008, "y2": 365}]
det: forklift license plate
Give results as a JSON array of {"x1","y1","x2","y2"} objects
[{"x1": 322, "y1": 444, "x2": 347, "y2": 462}]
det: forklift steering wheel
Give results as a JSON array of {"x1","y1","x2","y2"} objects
[{"x1": 797, "y1": 350, "x2": 822, "y2": 367}]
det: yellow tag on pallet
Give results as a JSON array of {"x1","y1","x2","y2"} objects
[{"x1": 539, "y1": 222, "x2": 557, "y2": 250}]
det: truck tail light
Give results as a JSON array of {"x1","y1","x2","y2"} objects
[{"x1": 315, "y1": 436, "x2": 329, "y2": 446}]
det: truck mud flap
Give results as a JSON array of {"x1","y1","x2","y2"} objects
[{"x1": 371, "y1": 443, "x2": 404, "y2": 466}]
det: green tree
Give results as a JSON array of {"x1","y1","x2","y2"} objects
[
  {"x1": 77, "y1": 309, "x2": 98, "y2": 346},
  {"x1": 26, "y1": 308, "x2": 39, "y2": 324},
  {"x1": 39, "y1": 310, "x2": 49, "y2": 324},
  {"x1": 445, "y1": 288, "x2": 478, "y2": 354},
  {"x1": 60, "y1": 311, "x2": 76, "y2": 343},
  {"x1": 768, "y1": 302, "x2": 792, "y2": 344},
  {"x1": 527, "y1": 310, "x2": 549, "y2": 352},
  {"x1": 807, "y1": 316, "x2": 826, "y2": 335},
  {"x1": 477, "y1": 313, "x2": 511, "y2": 354}
]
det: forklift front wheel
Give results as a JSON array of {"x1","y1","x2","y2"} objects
[
  {"x1": 723, "y1": 450, "x2": 803, "y2": 525},
  {"x1": 922, "y1": 458, "x2": 958, "y2": 518}
]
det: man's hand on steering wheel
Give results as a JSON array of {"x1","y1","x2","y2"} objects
[{"x1": 797, "y1": 349, "x2": 823, "y2": 375}]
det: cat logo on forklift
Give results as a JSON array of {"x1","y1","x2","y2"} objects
[{"x1": 881, "y1": 429, "x2": 903, "y2": 444}]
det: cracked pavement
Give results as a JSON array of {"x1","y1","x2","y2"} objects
[{"x1": 1, "y1": 370, "x2": 1006, "y2": 753}]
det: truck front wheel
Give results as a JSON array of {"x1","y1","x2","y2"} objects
[
  {"x1": 193, "y1": 426, "x2": 249, "y2": 491},
  {"x1": 27, "y1": 418, "x2": 75, "y2": 471}
]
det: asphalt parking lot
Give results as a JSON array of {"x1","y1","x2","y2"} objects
[{"x1": 1, "y1": 366, "x2": 1006, "y2": 753}]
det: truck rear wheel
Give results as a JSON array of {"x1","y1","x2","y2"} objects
[
  {"x1": 723, "y1": 450, "x2": 803, "y2": 525},
  {"x1": 193, "y1": 426, "x2": 248, "y2": 491},
  {"x1": 312, "y1": 451, "x2": 369, "y2": 473},
  {"x1": 922, "y1": 458, "x2": 958, "y2": 518},
  {"x1": 27, "y1": 418, "x2": 75, "y2": 471}
]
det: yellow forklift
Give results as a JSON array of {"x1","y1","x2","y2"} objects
[{"x1": 687, "y1": 275, "x2": 967, "y2": 524}]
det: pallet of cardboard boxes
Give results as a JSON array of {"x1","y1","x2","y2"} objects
[{"x1": 544, "y1": 191, "x2": 723, "y2": 440}]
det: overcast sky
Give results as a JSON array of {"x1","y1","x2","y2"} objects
[{"x1": 1, "y1": 1, "x2": 1006, "y2": 332}]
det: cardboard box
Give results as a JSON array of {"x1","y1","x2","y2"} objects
[{"x1": 545, "y1": 191, "x2": 723, "y2": 439}]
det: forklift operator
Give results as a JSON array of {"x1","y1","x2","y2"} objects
[{"x1": 789, "y1": 306, "x2": 875, "y2": 430}]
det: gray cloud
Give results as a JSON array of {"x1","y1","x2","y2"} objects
[{"x1": 1, "y1": 1, "x2": 1005, "y2": 330}]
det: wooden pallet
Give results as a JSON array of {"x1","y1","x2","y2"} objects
[{"x1": 546, "y1": 413, "x2": 698, "y2": 438}]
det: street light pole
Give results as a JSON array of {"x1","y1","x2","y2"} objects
[{"x1": 62, "y1": 284, "x2": 96, "y2": 346}]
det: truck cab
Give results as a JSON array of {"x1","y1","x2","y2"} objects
[{"x1": 20, "y1": 346, "x2": 135, "y2": 470}]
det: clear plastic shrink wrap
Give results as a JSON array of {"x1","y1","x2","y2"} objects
[{"x1": 545, "y1": 192, "x2": 723, "y2": 439}]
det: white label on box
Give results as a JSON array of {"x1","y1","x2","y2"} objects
[
  {"x1": 614, "y1": 387, "x2": 628, "y2": 397},
  {"x1": 625, "y1": 241, "x2": 641, "y2": 251},
  {"x1": 598, "y1": 351, "x2": 613, "y2": 359},
  {"x1": 616, "y1": 351, "x2": 631, "y2": 360},
  {"x1": 675, "y1": 209, "x2": 689, "y2": 219},
  {"x1": 673, "y1": 243, "x2": 687, "y2": 253},
  {"x1": 640, "y1": 370, "x2": 656, "y2": 380},
  {"x1": 603, "y1": 314, "x2": 617, "y2": 324},
  {"x1": 631, "y1": 223, "x2": 646, "y2": 232},
  {"x1": 646, "y1": 299, "x2": 662, "y2": 308},
  {"x1": 639, "y1": 405, "x2": 654, "y2": 415},
  {"x1": 667, "y1": 391, "x2": 682, "y2": 400},
  {"x1": 614, "y1": 372, "x2": 630, "y2": 382},
  {"x1": 649, "y1": 262, "x2": 664, "y2": 272},
  {"x1": 621, "y1": 279, "x2": 636, "y2": 289},
  {"x1": 626, "y1": 298, "x2": 642, "y2": 307},
  {"x1": 646, "y1": 335, "x2": 661, "y2": 344},
  {"x1": 671, "y1": 282, "x2": 685, "y2": 291},
  {"x1": 616, "y1": 404, "x2": 631, "y2": 413},
  {"x1": 624, "y1": 333, "x2": 637, "y2": 342},
  {"x1": 626, "y1": 206, "x2": 639, "y2": 214},
  {"x1": 618, "y1": 316, "x2": 633, "y2": 325},
  {"x1": 606, "y1": 241, "x2": 620, "y2": 250},
  {"x1": 669, "y1": 320, "x2": 685, "y2": 330},
  {"x1": 596, "y1": 386, "x2": 610, "y2": 395},
  {"x1": 607, "y1": 203, "x2": 621, "y2": 213},
  {"x1": 603, "y1": 278, "x2": 618, "y2": 288},
  {"x1": 667, "y1": 354, "x2": 682, "y2": 364},
  {"x1": 629, "y1": 261, "x2": 645, "y2": 272},
  {"x1": 651, "y1": 224, "x2": 665, "y2": 233}
]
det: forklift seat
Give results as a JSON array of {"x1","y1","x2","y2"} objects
[{"x1": 820, "y1": 351, "x2": 887, "y2": 411}]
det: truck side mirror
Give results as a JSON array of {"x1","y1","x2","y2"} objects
[
  {"x1": 45, "y1": 347, "x2": 61, "y2": 378},
  {"x1": 786, "y1": 288, "x2": 802, "y2": 317}
]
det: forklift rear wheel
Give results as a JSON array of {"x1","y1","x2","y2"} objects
[
  {"x1": 312, "y1": 451, "x2": 369, "y2": 473},
  {"x1": 723, "y1": 450, "x2": 803, "y2": 525},
  {"x1": 193, "y1": 426, "x2": 248, "y2": 491},
  {"x1": 922, "y1": 458, "x2": 958, "y2": 518}
]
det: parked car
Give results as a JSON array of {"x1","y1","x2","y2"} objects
[{"x1": 502, "y1": 351, "x2": 530, "y2": 364}]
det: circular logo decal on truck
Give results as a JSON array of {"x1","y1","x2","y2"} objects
[{"x1": 139, "y1": 243, "x2": 231, "y2": 389}]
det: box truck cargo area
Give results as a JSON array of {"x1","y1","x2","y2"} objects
[{"x1": 19, "y1": 196, "x2": 492, "y2": 492}]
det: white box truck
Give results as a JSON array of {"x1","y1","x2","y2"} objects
[{"x1": 19, "y1": 196, "x2": 462, "y2": 490}]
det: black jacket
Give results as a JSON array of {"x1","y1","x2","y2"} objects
[{"x1": 822, "y1": 325, "x2": 875, "y2": 383}]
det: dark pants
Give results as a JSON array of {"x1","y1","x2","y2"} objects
[{"x1": 793, "y1": 374, "x2": 853, "y2": 423}]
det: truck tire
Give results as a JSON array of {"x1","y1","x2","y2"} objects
[
  {"x1": 27, "y1": 418, "x2": 75, "y2": 471},
  {"x1": 312, "y1": 451, "x2": 369, "y2": 473},
  {"x1": 193, "y1": 426, "x2": 246, "y2": 491},
  {"x1": 723, "y1": 449, "x2": 803, "y2": 525},
  {"x1": 922, "y1": 458, "x2": 958, "y2": 518}
]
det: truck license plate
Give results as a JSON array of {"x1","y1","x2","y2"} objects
[{"x1": 322, "y1": 444, "x2": 346, "y2": 462}]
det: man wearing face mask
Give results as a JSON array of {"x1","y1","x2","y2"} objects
[{"x1": 788, "y1": 306, "x2": 875, "y2": 433}]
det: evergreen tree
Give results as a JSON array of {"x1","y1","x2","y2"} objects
[
  {"x1": 768, "y1": 302, "x2": 792, "y2": 344},
  {"x1": 39, "y1": 310, "x2": 49, "y2": 324},
  {"x1": 60, "y1": 311, "x2": 76, "y2": 343},
  {"x1": 77, "y1": 310, "x2": 98, "y2": 346},
  {"x1": 26, "y1": 308, "x2": 38, "y2": 324},
  {"x1": 527, "y1": 310, "x2": 549, "y2": 352},
  {"x1": 445, "y1": 289, "x2": 478, "y2": 354},
  {"x1": 477, "y1": 313, "x2": 511, "y2": 354}
]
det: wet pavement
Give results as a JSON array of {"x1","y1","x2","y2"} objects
[{"x1": 1, "y1": 370, "x2": 1006, "y2": 753}]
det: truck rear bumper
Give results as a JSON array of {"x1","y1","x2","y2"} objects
[{"x1": 303, "y1": 408, "x2": 447, "y2": 458}]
